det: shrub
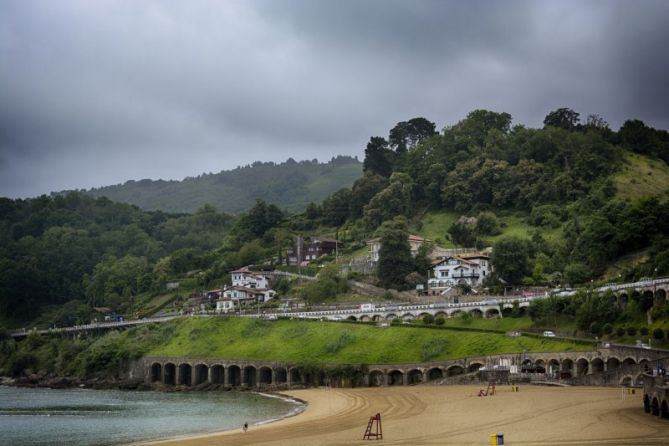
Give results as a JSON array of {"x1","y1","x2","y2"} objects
[
  {"x1": 589, "y1": 321, "x2": 602, "y2": 336},
  {"x1": 626, "y1": 326, "x2": 637, "y2": 336},
  {"x1": 602, "y1": 323, "x2": 613, "y2": 335},
  {"x1": 652, "y1": 328, "x2": 664, "y2": 340},
  {"x1": 615, "y1": 327, "x2": 625, "y2": 337},
  {"x1": 435, "y1": 317, "x2": 445, "y2": 326},
  {"x1": 423, "y1": 314, "x2": 435, "y2": 325},
  {"x1": 8, "y1": 352, "x2": 38, "y2": 377},
  {"x1": 639, "y1": 326, "x2": 649, "y2": 336},
  {"x1": 325, "y1": 331, "x2": 356, "y2": 354},
  {"x1": 459, "y1": 312, "x2": 473, "y2": 325},
  {"x1": 420, "y1": 339, "x2": 447, "y2": 362}
]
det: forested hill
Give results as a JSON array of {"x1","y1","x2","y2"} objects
[{"x1": 76, "y1": 156, "x2": 362, "y2": 214}]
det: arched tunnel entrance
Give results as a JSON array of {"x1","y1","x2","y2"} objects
[
  {"x1": 407, "y1": 369, "x2": 423, "y2": 385},
  {"x1": 150, "y1": 363, "x2": 162, "y2": 383},
  {"x1": 228, "y1": 365, "x2": 241, "y2": 387},
  {"x1": 164, "y1": 363, "x2": 176, "y2": 385},
  {"x1": 211, "y1": 365, "x2": 224, "y2": 384},
  {"x1": 259, "y1": 367, "x2": 272, "y2": 385},
  {"x1": 178, "y1": 364, "x2": 192, "y2": 386},
  {"x1": 244, "y1": 366, "x2": 257, "y2": 387},
  {"x1": 194, "y1": 364, "x2": 208, "y2": 385},
  {"x1": 388, "y1": 370, "x2": 404, "y2": 386}
]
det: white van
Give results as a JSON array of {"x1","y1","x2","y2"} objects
[{"x1": 543, "y1": 331, "x2": 556, "y2": 337}]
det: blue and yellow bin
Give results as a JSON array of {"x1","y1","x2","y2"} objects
[{"x1": 490, "y1": 433, "x2": 505, "y2": 445}]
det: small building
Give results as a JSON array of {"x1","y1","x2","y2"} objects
[
  {"x1": 216, "y1": 267, "x2": 277, "y2": 313},
  {"x1": 427, "y1": 252, "x2": 492, "y2": 292},
  {"x1": 287, "y1": 236, "x2": 340, "y2": 265},
  {"x1": 367, "y1": 234, "x2": 429, "y2": 263},
  {"x1": 230, "y1": 266, "x2": 270, "y2": 289}
]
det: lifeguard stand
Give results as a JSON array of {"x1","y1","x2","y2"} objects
[{"x1": 363, "y1": 413, "x2": 383, "y2": 440}]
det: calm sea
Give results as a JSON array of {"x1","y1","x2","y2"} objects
[{"x1": 0, "y1": 385, "x2": 302, "y2": 446}]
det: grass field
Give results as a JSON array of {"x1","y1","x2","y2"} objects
[
  {"x1": 414, "y1": 210, "x2": 563, "y2": 246},
  {"x1": 613, "y1": 152, "x2": 669, "y2": 203},
  {"x1": 148, "y1": 317, "x2": 591, "y2": 363}
]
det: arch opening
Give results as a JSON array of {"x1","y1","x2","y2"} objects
[
  {"x1": 591, "y1": 358, "x2": 604, "y2": 374},
  {"x1": 275, "y1": 367, "x2": 287, "y2": 385},
  {"x1": 289, "y1": 368, "x2": 301, "y2": 386},
  {"x1": 576, "y1": 358, "x2": 589, "y2": 376},
  {"x1": 164, "y1": 363, "x2": 176, "y2": 385},
  {"x1": 211, "y1": 365, "x2": 224, "y2": 384},
  {"x1": 426, "y1": 368, "x2": 443, "y2": 381},
  {"x1": 194, "y1": 364, "x2": 208, "y2": 385},
  {"x1": 408, "y1": 369, "x2": 423, "y2": 385},
  {"x1": 243, "y1": 366, "x2": 257, "y2": 387},
  {"x1": 388, "y1": 370, "x2": 404, "y2": 386},
  {"x1": 369, "y1": 370, "x2": 384, "y2": 387},
  {"x1": 150, "y1": 363, "x2": 162, "y2": 383},
  {"x1": 447, "y1": 365, "x2": 464, "y2": 377},
  {"x1": 178, "y1": 364, "x2": 192, "y2": 386},
  {"x1": 228, "y1": 365, "x2": 241, "y2": 386},
  {"x1": 259, "y1": 367, "x2": 272, "y2": 385}
]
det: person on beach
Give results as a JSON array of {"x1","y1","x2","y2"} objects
[{"x1": 243, "y1": 422, "x2": 248, "y2": 433}]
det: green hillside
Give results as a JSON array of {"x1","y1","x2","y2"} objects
[
  {"x1": 614, "y1": 152, "x2": 669, "y2": 202},
  {"x1": 80, "y1": 157, "x2": 362, "y2": 214},
  {"x1": 148, "y1": 317, "x2": 586, "y2": 363}
]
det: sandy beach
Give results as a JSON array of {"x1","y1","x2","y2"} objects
[{"x1": 138, "y1": 385, "x2": 669, "y2": 446}]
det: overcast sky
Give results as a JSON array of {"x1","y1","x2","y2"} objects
[{"x1": 1, "y1": 0, "x2": 669, "y2": 198}]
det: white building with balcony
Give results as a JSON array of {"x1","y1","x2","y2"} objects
[{"x1": 428, "y1": 253, "x2": 492, "y2": 293}]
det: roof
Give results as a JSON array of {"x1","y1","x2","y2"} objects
[
  {"x1": 310, "y1": 236, "x2": 339, "y2": 243},
  {"x1": 230, "y1": 266, "x2": 253, "y2": 274},
  {"x1": 459, "y1": 252, "x2": 490, "y2": 260},
  {"x1": 432, "y1": 256, "x2": 478, "y2": 267},
  {"x1": 368, "y1": 234, "x2": 431, "y2": 244}
]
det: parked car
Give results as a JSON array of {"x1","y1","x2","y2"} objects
[{"x1": 543, "y1": 331, "x2": 556, "y2": 337}]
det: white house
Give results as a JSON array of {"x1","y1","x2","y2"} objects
[
  {"x1": 427, "y1": 253, "x2": 492, "y2": 292},
  {"x1": 216, "y1": 267, "x2": 276, "y2": 313},
  {"x1": 367, "y1": 234, "x2": 429, "y2": 262},
  {"x1": 230, "y1": 266, "x2": 270, "y2": 289}
]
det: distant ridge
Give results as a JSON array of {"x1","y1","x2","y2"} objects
[{"x1": 74, "y1": 156, "x2": 362, "y2": 214}]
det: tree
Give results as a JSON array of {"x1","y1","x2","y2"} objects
[
  {"x1": 543, "y1": 108, "x2": 580, "y2": 130},
  {"x1": 447, "y1": 222, "x2": 476, "y2": 247},
  {"x1": 377, "y1": 219, "x2": 414, "y2": 290},
  {"x1": 475, "y1": 211, "x2": 501, "y2": 236},
  {"x1": 491, "y1": 237, "x2": 531, "y2": 284},
  {"x1": 349, "y1": 173, "x2": 388, "y2": 219},
  {"x1": 321, "y1": 188, "x2": 352, "y2": 226},
  {"x1": 363, "y1": 137, "x2": 395, "y2": 177},
  {"x1": 388, "y1": 117, "x2": 437, "y2": 153},
  {"x1": 363, "y1": 173, "x2": 414, "y2": 228}
]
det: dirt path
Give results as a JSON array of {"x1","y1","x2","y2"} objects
[{"x1": 137, "y1": 385, "x2": 669, "y2": 446}]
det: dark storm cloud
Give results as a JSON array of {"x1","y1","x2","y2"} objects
[{"x1": 1, "y1": 0, "x2": 668, "y2": 198}]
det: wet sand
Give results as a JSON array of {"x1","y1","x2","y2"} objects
[{"x1": 138, "y1": 385, "x2": 669, "y2": 445}]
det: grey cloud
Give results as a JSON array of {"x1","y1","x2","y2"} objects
[{"x1": 1, "y1": 0, "x2": 668, "y2": 198}]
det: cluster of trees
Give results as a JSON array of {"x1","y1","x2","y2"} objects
[
  {"x1": 528, "y1": 288, "x2": 669, "y2": 338},
  {"x1": 0, "y1": 193, "x2": 233, "y2": 324},
  {"x1": 83, "y1": 156, "x2": 362, "y2": 214},
  {"x1": 305, "y1": 108, "x2": 669, "y2": 288}
]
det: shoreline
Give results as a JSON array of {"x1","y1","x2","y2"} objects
[{"x1": 135, "y1": 385, "x2": 669, "y2": 446}]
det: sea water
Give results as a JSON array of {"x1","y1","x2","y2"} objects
[{"x1": 0, "y1": 385, "x2": 302, "y2": 446}]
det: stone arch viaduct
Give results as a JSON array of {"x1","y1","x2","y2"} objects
[{"x1": 141, "y1": 344, "x2": 668, "y2": 390}]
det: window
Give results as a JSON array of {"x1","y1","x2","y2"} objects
[{"x1": 440, "y1": 270, "x2": 449, "y2": 277}]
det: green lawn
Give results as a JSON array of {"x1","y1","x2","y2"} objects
[
  {"x1": 613, "y1": 152, "x2": 669, "y2": 203},
  {"x1": 414, "y1": 210, "x2": 563, "y2": 246},
  {"x1": 148, "y1": 317, "x2": 591, "y2": 364}
]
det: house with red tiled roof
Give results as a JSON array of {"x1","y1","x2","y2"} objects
[{"x1": 367, "y1": 234, "x2": 429, "y2": 262}]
